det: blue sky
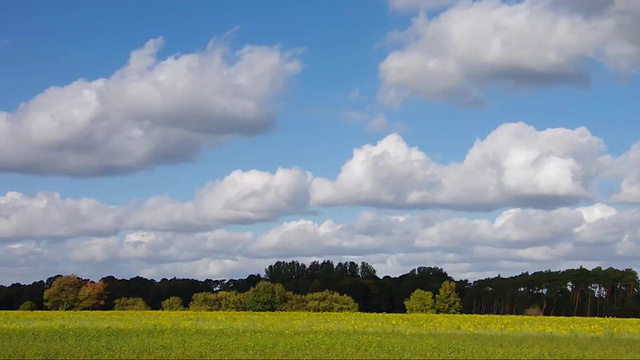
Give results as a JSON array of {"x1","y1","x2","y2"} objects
[{"x1": 1, "y1": 0, "x2": 640, "y2": 284}]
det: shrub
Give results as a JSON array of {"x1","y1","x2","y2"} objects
[
  {"x1": 284, "y1": 291, "x2": 358, "y2": 312},
  {"x1": 189, "y1": 293, "x2": 215, "y2": 311},
  {"x1": 161, "y1": 296, "x2": 185, "y2": 311},
  {"x1": 18, "y1": 301, "x2": 37, "y2": 311},
  {"x1": 113, "y1": 297, "x2": 150, "y2": 310},
  {"x1": 189, "y1": 291, "x2": 245, "y2": 311}
]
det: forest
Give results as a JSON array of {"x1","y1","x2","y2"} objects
[{"x1": 1, "y1": 260, "x2": 638, "y2": 317}]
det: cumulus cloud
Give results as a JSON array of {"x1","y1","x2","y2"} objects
[
  {"x1": 311, "y1": 122, "x2": 608, "y2": 210},
  {"x1": 611, "y1": 143, "x2": 640, "y2": 203},
  {"x1": 4, "y1": 204, "x2": 640, "y2": 284},
  {"x1": 0, "y1": 37, "x2": 301, "y2": 176},
  {"x1": 379, "y1": 0, "x2": 640, "y2": 105},
  {"x1": 0, "y1": 167, "x2": 312, "y2": 241},
  {"x1": 247, "y1": 211, "x2": 417, "y2": 258},
  {"x1": 127, "y1": 167, "x2": 313, "y2": 230},
  {"x1": 0, "y1": 192, "x2": 121, "y2": 240},
  {"x1": 3, "y1": 121, "x2": 639, "y2": 244}
]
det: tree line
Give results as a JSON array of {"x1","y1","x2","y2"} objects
[{"x1": 1, "y1": 260, "x2": 639, "y2": 317}]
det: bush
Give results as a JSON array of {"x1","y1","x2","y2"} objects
[
  {"x1": 113, "y1": 297, "x2": 150, "y2": 310},
  {"x1": 404, "y1": 289, "x2": 436, "y2": 314},
  {"x1": 285, "y1": 291, "x2": 358, "y2": 312},
  {"x1": 161, "y1": 296, "x2": 185, "y2": 311},
  {"x1": 189, "y1": 291, "x2": 245, "y2": 311},
  {"x1": 18, "y1": 301, "x2": 37, "y2": 311},
  {"x1": 189, "y1": 293, "x2": 215, "y2": 311}
]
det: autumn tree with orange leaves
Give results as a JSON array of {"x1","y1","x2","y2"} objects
[
  {"x1": 44, "y1": 275, "x2": 107, "y2": 310},
  {"x1": 79, "y1": 280, "x2": 108, "y2": 310}
]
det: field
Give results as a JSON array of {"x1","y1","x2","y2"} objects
[{"x1": 2, "y1": 311, "x2": 640, "y2": 359}]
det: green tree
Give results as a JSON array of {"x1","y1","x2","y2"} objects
[
  {"x1": 244, "y1": 281, "x2": 290, "y2": 311},
  {"x1": 43, "y1": 275, "x2": 85, "y2": 310},
  {"x1": 161, "y1": 296, "x2": 185, "y2": 311},
  {"x1": 404, "y1": 289, "x2": 436, "y2": 314},
  {"x1": 113, "y1": 297, "x2": 150, "y2": 310},
  {"x1": 18, "y1": 300, "x2": 37, "y2": 311},
  {"x1": 435, "y1": 280, "x2": 462, "y2": 314}
]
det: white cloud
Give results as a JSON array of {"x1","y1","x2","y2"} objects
[
  {"x1": 0, "y1": 167, "x2": 312, "y2": 241},
  {"x1": 3, "y1": 121, "x2": 639, "y2": 245},
  {"x1": 128, "y1": 167, "x2": 313, "y2": 230},
  {"x1": 311, "y1": 122, "x2": 608, "y2": 210},
  {"x1": 611, "y1": 143, "x2": 640, "y2": 203},
  {"x1": 0, "y1": 191, "x2": 121, "y2": 240},
  {"x1": 0, "y1": 37, "x2": 301, "y2": 176},
  {"x1": 4, "y1": 204, "x2": 640, "y2": 284},
  {"x1": 247, "y1": 211, "x2": 417, "y2": 258},
  {"x1": 379, "y1": 0, "x2": 640, "y2": 105}
]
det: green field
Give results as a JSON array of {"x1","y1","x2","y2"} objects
[{"x1": 2, "y1": 311, "x2": 640, "y2": 359}]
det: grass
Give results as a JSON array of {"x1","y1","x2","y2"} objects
[{"x1": 2, "y1": 311, "x2": 640, "y2": 358}]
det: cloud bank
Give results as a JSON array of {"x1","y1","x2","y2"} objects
[
  {"x1": 1, "y1": 121, "x2": 640, "y2": 283},
  {"x1": 4, "y1": 202, "x2": 640, "y2": 284}
]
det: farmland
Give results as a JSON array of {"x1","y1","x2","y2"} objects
[{"x1": 2, "y1": 311, "x2": 640, "y2": 359}]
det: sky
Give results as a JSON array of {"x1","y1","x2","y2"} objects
[{"x1": 1, "y1": 0, "x2": 640, "y2": 285}]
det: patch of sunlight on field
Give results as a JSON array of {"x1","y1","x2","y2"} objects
[{"x1": 2, "y1": 311, "x2": 640, "y2": 359}]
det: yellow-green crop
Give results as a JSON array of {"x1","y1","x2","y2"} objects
[{"x1": 2, "y1": 311, "x2": 640, "y2": 358}]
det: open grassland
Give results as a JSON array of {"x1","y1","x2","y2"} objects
[{"x1": 2, "y1": 311, "x2": 640, "y2": 359}]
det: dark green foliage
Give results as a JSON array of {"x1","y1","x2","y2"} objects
[
  {"x1": 161, "y1": 296, "x2": 185, "y2": 311},
  {"x1": 113, "y1": 297, "x2": 150, "y2": 310},
  {"x1": 436, "y1": 280, "x2": 463, "y2": 314},
  {"x1": 404, "y1": 289, "x2": 436, "y2": 314}
]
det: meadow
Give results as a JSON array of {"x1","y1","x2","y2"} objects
[{"x1": 2, "y1": 311, "x2": 640, "y2": 358}]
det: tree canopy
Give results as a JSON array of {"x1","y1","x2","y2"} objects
[
  {"x1": 43, "y1": 275, "x2": 85, "y2": 310},
  {"x1": 404, "y1": 289, "x2": 436, "y2": 314},
  {"x1": 3, "y1": 262, "x2": 640, "y2": 318}
]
